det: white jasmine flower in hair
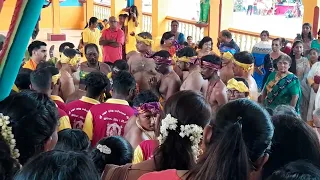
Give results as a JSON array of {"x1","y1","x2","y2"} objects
[
  {"x1": 97, "y1": 144, "x2": 111, "y2": 155},
  {"x1": 158, "y1": 114, "x2": 178, "y2": 144}
]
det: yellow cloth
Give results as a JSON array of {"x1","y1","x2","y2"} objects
[
  {"x1": 132, "y1": 145, "x2": 144, "y2": 164},
  {"x1": 222, "y1": 52, "x2": 235, "y2": 61},
  {"x1": 227, "y1": 78, "x2": 249, "y2": 93},
  {"x1": 82, "y1": 28, "x2": 103, "y2": 62},
  {"x1": 174, "y1": 56, "x2": 191, "y2": 63},
  {"x1": 52, "y1": 73, "x2": 61, "y2": 85},
  {"x1": 12, "y1": 84, "x2": 20, "y2": 93},
  {"x1": 135, "y1": 35, "x2": 153, "y2": 46},
  {"x1": 83, "y1": 111, "x2": 93, "y2": 140},
  {"x1": 234, "y1": 59, "x2": 253, "y2": 72},
  {"x1": 58, "y1": 116, "x2": 72, "y2": 132},
  {"x1": 107, "y1": 72, "x2": 112, "y2": 79},
  {"x1": 125, "y1": 18, "x2": 138, "y2": 53}
]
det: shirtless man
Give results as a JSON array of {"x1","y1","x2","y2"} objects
[
  {"x1": 200, "y1": 54, "x2": 228, "y2": 115},
  {"x1": 233, "y1": 51, "x2": 259, "y2": 101},
  {"x1": 149, "y1": 50, "x2": 181, "y2": 106},
  {"x1": 220, "y1": 51, "x2": 234, "y2": 84},
  {"x1": 127, "y1": 32, "x2": 159, "y2": 91},
  {"x1": 176, "y1": 47, "x2": 208, "y2": 95}
]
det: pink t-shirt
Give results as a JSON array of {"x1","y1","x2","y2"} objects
[
  {"x1": 101, "y1": 27, "x2": 124, "y2": 63},
  {"x1": 138, "y1": 169, "x2": 181, "y2": 180}
]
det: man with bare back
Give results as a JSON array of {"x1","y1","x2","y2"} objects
[
  {"x1": 200, "y1": 54, "x2": 228, "y2": 115},
  {"x1": 175, "y1": 47, "x2": 208, "y2": 95},
  {"x1": 127, "y1": 32, "x2": 159, "y2": 91},
  {"x1": 149, "y1": 50, "x2": 181, "y2": 106},
  {"x1": 233, "y1": 51, "x2": 259, "y2": 101},
  {"x1": 220, "y1": 51, "x2": 234, "y2": 85}
]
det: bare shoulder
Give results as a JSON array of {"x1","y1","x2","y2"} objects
[
  {"x1": 127, "y1": 51, "x2": 139, "y2": 61},
  {"x1": 100, "y1": 63, "x2": 112, "y2": 73}
]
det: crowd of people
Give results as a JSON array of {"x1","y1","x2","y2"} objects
[{"x1": 1, "y1": 4, "x2": 320, "y2": 179}]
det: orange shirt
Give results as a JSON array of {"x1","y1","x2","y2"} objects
[{"x1": 22, "y1": 59, "x2": 37, "y2": 71}]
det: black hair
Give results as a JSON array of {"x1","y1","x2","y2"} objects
[
  {"x1": 187, "y1": 36, "x2": 192, "y2": 39},
  {"x1": 36, "y1": 61, "x2": 59, "y2": 76},
  {"x1": 302, "y1": 23, "x2": 313, "y2": 41},
  {"x1": 91, "y1": 136, "x2": 133, "y2": 174},
  {"x1": 190, "y1": 99, "x2": 274, "y2": 180},
  {"x1": 272, "y1": 38, "x2": 282, "y2": 46},
  {"x1": 113, "y1": 60, "x2": 129, "y2": 71},
  {"x1": 201, "y1": 54, "x2": 222, "y2": 67},
  {"x1": 128, "y1": 5, "x2": 139, "y2": 22},
  {"x1": 84, "y1": 71, "x2": 110, "y2": 98},
  {"x1": 62, "y1": 48, "x2": 79, "y2": 59},
  {"x1": 171, "y1": 20, "x2": 179, "y2": 26},
  {"x1": 59, "y1": 42, "x2": 75, "y2": 53},
  {"x1": 263, "y1": 115, "x2": 320, "y2": 178},
  {"x1": 0, "y1": 91, "x2": 58, "y2": 165},
  {"x1": 14, "y1": 150, "x2": 100, "y2": 180},
  {"x1": 233, "y1": 51, "x2": 255, "y2": 64},
  {"x1": 176, "y1": 47, "x2": 197, "y2": 58},
  {"x1": 132, "y1": 90, "x2": 159, "y2": 107},
  {"x1": 112, "y1": 71, "x2": 136, "y2": 96},
  {"x1": 151, "y1": 50, "x2": 171, "y2": 59},
  {"x1": 85, "y1": 17, "x2": 98, "y2": 28},
  {"x1": 289, "y1": 40, "x2": 303, "y2": 75},
  {"x1": 55, "y1": 129, "x2": 90, "y2": 152},
  {"x1": 234, "y1": 77, "x2": 249, "y2": 89},
  {"x1": 137, "y1": 32, "x2": 152, "y2": 40},
  {"x1": 85, "y1": 43, "x2": 99, "y2": 55},
  {"x1": 102, "y1": 19, "x2": 108, "y2": 22},
  {"x1": 30, "y1": 68, "x2": 53, "y2": 93},
  {"x1": 273, "y1": 105, "x2": 299, "y2": 118},
  {"x1": 198, "y1": 36, "x2": 213, "y2": 49},
  {"x1": 261, "y1": 30, "x2": 270, "y2": 37},
  {"x1": 160, "y1": 32, "x2": 175, "y2": 45},
  {"x1": 221, "y1": 30, "x2": 232, "y2": 39},
  {"x1": 27, "y1": 40, "x2": 47, "y2": 56},
  {"x1": 15, "y1": 68, "x2": 32, "y2": 90},
  {"x1": 267, "y1": 160, "x2": 320, "y2": 180},
  {"x1": 309, "y1": 48, "x2": 320, "y2": 54},
  {"x1": 154, "y1": 90, "x2": 211, "y2": 171},
  {"x1": 0, "y1": 135, "x2": 20, "y2": 180}
]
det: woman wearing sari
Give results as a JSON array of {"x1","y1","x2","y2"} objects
[
  {"x1": 252, "y1": 30, "x2": 272, "y2": 91},
  {"x1": 262, "y1": 54, "x2": 301, "y2": 114}
]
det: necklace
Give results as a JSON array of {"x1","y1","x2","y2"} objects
[
  {"x1": 206, "y1": 79, "x2": 219, "y2": 101},
  {"x1": 135, "y1": 119, "x2": 155, "y2": 140}
]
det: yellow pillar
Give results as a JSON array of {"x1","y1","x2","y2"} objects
[
  {"x1": 52, "y1": 0, "x2": 61, "y2": 34},
  {"x1": 111, "y1": 0, "x2": 126, "y2": 19},
  {"x1": 86, "y1": 0, "x2": 94, "y2": 21},
  {"x1": 205, "y1": 0, "x2": 221, "y2": 53},
  {"x1": 134, "y1": 0, "x2": 143, "y2": 33},
  {"x1": 152, "y1": 0, "x2": 169, "y2": 50}
]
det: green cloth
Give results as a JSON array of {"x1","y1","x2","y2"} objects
[
  {"x1": 263, "y1": 72, "x2": 301, "y2": 113},
  {"x1": 311, "y1": 39, "x2": 320, "y2": 52},
  {"x1": 199, "y1": 0, "x2": 210, "y2": 23}
]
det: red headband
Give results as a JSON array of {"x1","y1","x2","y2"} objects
[
  {"x1": 153, "y1": 56, "x2": 172, "y2": 65},
  {"x1": 201, "y1": 61, "x2": 222, "y2": 70}
]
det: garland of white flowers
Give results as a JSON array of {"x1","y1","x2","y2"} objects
[
  {"x1": 0, "y1": 113, "x2": 20, "y2": 161},
  {"x1": 158, "y1": 114, "x2": 203, "y2": 160},
  {"x1": 97, "y1": 144, "x2": 112, "y2": 155}
]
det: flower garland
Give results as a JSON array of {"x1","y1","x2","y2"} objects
[
  {"x1": 97, "y1": 144, "x2": 111, "y2": 155},
  {"x1": 0, "y1": 113, "x2": 20, "y2": 160},
  {"x1": 158, "y1": 114, "x2": 203, "y2": 160}
]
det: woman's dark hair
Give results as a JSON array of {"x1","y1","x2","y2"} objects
[
  {"x1": 113, "y1": 60, "x2": 129, "y2": 71},
  {"x1": 190, "y1": 99, "x2": 274, "y2": 180},
  {"x1": 273, "y1": 105, "x2": 299, "y2": 118},
  {"x1": 15, "y1": 150, "x2": 100, "y2": 180},
  {"x1": 262, "y1": 115, "x2": 320, "y2": 178},
  {"x1": 0, "y1": 90, "x2": 58, "y2": 165},
  {"x1": 151, "y1": 50, "x2": 171, "y2": 58},
  {"x1": 0, "y1": 135, "x2": 20, "y2": 180},
  {"x1": 15, "y1": 68, "x2": 32, "y2": 90},
  {"x1": 132, "y1": 90, "x2": 159, "y2": 107},
  {"x1": 55, "y1": 129, "x2": 90, "y2": 152},
  {"x1": 160, "y1": 32, "x2": 175, "y2": 45},
  {"x1": 176, "y1": 47, "x2": 197, "y2": 58},
  {"x1": 198, "y1": 36, "x2": 213, "y2": 50},
  {"x1": 171, "y1": 20, "x2": 179, "y2": 26},
  {"x1": 154, "y1": 90, "x2": 211, "y2": 171},
  {"x1": 289, "y1": 40, "x2": 303, "y2": 75},
  {"x1": 267, "y1": 160, "x2": 320, "y2": 180},
  {"x1": 301, "y1": 23, "x2": 313, "y2": 41},
  {"x1": 128, "y1": 5, "x2": 139, "y2": 22},
  {"x1": 85, "y1": 17, "x2": 98, "y2": 28},
  {"x1": 261, "y1": 30, "x2": 270, "y2": 37},
  {"x1": 91, "y1": 136, "x2": 133, "y2": 174},
  {"x1": 272, "y1": 38, "x2": 282, "y2": 46},
  {"x1": 85, "y1": 43, "x2": 99, "y2": 56}
]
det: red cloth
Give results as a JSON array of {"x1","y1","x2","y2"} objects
[
  {"x1": 54, "y1": 100, "x2": 67, "y2": 113},
  {"x1": 101, "y1": 27, "x2": 125, "y2": 63},
  {"x1": 89, "y1": 101, "x2": 134, "y2": 146},
  {"x1": 282, "y1": 46, "x2": 292, "y2": 55},
  {"x1": 66, "y1": 98, "x2": 97, "y2": 129},
  {"x1": 58, "y1": 107, "x2": 68, "y2": 119},
  {"x1": 139, "y1": 140, "x2": 158, "y2": 161}
]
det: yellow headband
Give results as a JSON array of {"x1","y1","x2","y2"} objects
[
  {"x1": 135, "y1": 35, "x2": 153, "y2": 46},
  {"x1": 52, "y1": 73, "x2": 61, "y2": 85},
  {"x1": 60, "y1": 53, "x2": 80, "y2": 66},
  {"x1": 234, "y1": 59, "x2": 253, "y2": 72},
  {"x1": 222, "y1": 52, "x2": 235, "y2": 61},
  {"x1": 174, "y1": 56, "x2": 198, "y2": 63},
  {"x1": 227, "y1": 78, "x2": 249, "y2": 93}
]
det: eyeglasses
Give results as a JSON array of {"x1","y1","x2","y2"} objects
[{"x1": 227, "y1": 89, "x2": 241, "y2": 96}]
